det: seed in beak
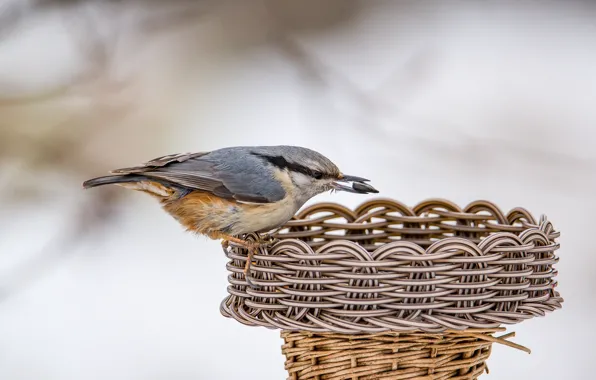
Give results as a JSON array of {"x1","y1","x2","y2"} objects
[
  {"x1": 352, "y1": 181, "x2": 378, "y2": 193},
  {"x1": 332, "y1": 178, "x2": 379, "y2": 194}
]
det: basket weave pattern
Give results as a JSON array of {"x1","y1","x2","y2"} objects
[
  {"x1": 281, "y1": 329, "x2": 518, "y2": 380},
  {"x1": 221, "y1": 199, "x2": 563, "y2": 333}
]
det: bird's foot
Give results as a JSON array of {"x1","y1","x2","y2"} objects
[
  {"x1": 220, "y1": 234, "x2": 276, "y2": 251},
  {"x1": 216, "y1": 233, "x2": 271, "y2": 289}
]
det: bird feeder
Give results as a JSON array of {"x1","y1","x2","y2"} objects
[{"x1": 221, "y1": 198, "x2": 563, "y2": 379}]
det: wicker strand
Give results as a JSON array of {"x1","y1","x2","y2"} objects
[
  {"x1": 221, "y1": 199, "x2": 563, "y2": 333},
  {"x1": 281, "y1": 328, "x2": 528, "y2": 380}
]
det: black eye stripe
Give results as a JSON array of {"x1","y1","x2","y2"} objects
[{"x1": 252, "y1": 153, "x2": 327, "y2": 179}]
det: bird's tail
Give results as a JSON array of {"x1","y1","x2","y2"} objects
[
  {"x1": 82, "y1": 174, "x2": 179, "y2": 198},
  {"x1": 82, "y1": 175, "x2": 148, "y2": 189}
]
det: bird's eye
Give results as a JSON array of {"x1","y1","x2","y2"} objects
[{"x1": 312, "y1": 171, "x2": 323, "y2": 179}]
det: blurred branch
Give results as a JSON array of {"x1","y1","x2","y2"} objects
[
  {"x1": 264, "y1": 15, "x2": 445, "y2": 140},
  {"x1": 0, "y1": 0, "x2": 211, "y2": 295}
]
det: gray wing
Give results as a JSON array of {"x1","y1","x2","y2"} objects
[{"x1": 110, "y1": 149, "x2": 286, "y2": 203}]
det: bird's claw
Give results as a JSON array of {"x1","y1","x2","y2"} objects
[
  {"x1": 220, "y1": 235, "x2": 278, "y2": 289},
  {"x1": 243, "y1": 237, "x2": 280, "y2": 289},
  {"x1": 243, "y1": 244, "x2": 260, "y2": 289}
]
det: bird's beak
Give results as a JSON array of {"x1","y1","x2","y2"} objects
[{"x1": 333, "y1": 174, "x2": 379, "y2": 194}]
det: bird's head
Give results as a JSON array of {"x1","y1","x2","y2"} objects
[{"x1": 251, "y1": 146, "x2": 378, "y2": 205}]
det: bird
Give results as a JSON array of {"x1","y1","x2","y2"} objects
[{"x1": 82, "y1": 145, "x2": 378, "y2": 284}]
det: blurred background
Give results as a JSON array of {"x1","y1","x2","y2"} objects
[{"x1": 0, "y1": 1, "x2": 594, "y2": 379}]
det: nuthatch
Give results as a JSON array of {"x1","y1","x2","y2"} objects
[{"x1": 82, "y1": 145, "x2": 378, "y2": 282}]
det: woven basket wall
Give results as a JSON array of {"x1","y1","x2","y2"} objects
[{"x1": 221, "y1": 198, "x2": 563, "y2": 379}]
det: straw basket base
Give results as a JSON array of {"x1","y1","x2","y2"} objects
[{"x1": 281, "y1": 329, "x2": 526, "y2": 380}]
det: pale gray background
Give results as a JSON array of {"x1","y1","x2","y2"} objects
[{"x1": 0, "y1": 1, "x2": 593, "y2": 379}]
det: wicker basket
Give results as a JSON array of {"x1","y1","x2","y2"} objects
[{"x1": 220, "y1": 198, "x2": 563, "y2": 379}]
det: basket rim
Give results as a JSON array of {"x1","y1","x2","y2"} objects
[
  {"x1": 231, "y1": 197, "x2": 560, "y2": 252},
  {"x1": 288, "y1": 197, "x2": 549, "y2": 226}
]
